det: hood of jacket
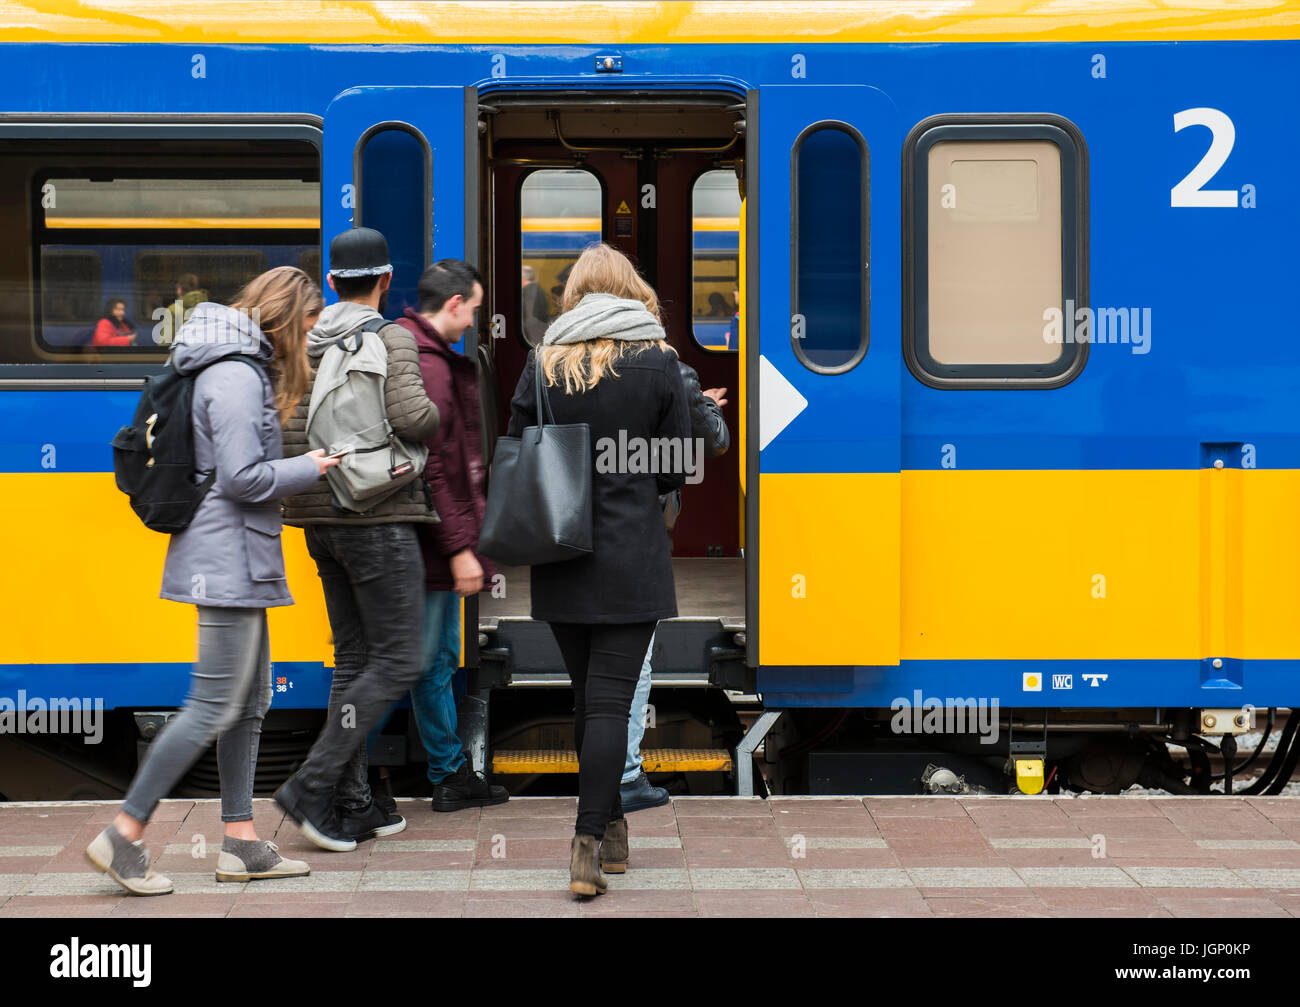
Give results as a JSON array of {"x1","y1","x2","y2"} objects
[
  {"x1": 170, "y1": 302, "x2": 272, "y2": 375},
  {"x1": 306, "y1": 300, "x2": 385, "y2": 360},
  {"x1": 543, "y1": 292, "x2": 665, "y2": 346}
]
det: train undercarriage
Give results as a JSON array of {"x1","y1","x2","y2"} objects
[{"x1": 1, "y1": 693, "x2": 1292, "y2": 803}]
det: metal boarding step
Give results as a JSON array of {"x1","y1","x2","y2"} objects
[
  {"x1": 477, "y1": 617, "x2": 751, "y2": 691},
  {"x1": 492, "y1": 747, "x2": 734, "y2": 775}
]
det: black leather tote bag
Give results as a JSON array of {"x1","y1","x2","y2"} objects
[{"x1": 479, "y1": 352, "x2": 593, "y2": 566}]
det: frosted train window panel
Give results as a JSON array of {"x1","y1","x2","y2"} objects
[{"x1": 926, "y1": 140, "x2": 1062, "y2": 367}]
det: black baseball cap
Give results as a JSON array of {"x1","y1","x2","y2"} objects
[{"x1": 328, "y1": 227, "x2": 393, "y2": 278}]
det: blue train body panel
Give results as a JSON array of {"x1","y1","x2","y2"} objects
[{"x1": 1, "y1": 38, "x2": 1296, "y2": 712}]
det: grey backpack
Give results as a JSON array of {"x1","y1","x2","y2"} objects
[{"x1": 305, "y1": 318, "x2": 428, "y2": 512}]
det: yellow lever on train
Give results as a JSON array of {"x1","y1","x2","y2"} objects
[{"x1": 1015, "y1": 759, "x2": 1045, "y2": 795}]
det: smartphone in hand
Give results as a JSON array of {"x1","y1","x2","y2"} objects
[{"x1": 324, "y1": 445, "x2": 354, "y2": 460}]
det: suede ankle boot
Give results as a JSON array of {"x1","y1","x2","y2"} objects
[
  {"x1": 569, "y1": 834, "x2": 607, "y2": 896},
  {"x1": 599, "y1": 816, "x2": 628, "y2": 874}
]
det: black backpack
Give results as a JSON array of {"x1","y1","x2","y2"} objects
[{"x1": 111, "y1": 355, "x2": 266, "y2": 533}]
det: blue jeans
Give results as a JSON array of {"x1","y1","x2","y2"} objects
[
  {"x1": 622, "y1": 630, "x2": 655, "y2": 784},
  {"x1": 410, "y1": 590, "x2": 466, "y2": 784}
]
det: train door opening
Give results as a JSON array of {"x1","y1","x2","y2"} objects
[{"x1": 475, "y1": 91, "x2": 750, "y2": 684}]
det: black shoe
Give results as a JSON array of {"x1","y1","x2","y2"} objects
[
  {"x1": 619, "y1": 771, "x2": 670, "y2": 814},
  {"x1": 339, "y1": 801, "x2": 406, "y2": 843},
  {"x1": 367, "y1": 767, "x2": 398, "y2": 817},
  {"x1": 274, "y1": 775, "x2": 357, "y2": 852},
  {"x1": 431, "y1": 761, "x2": 510, "y2": 813},
  {"x1": 374, "y1": 789, "x2": 398, "y2": 818}
]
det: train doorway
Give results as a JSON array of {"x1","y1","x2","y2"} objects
[
  {"x1": 323, "y1": 84, "x2": 755, "y2": 795},
  {"x1": 474, "y1": 89, "x2": 750, "y2": 677}
]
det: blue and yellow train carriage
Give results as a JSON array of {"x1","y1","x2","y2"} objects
[{"x1": 1, "y1": 1, "x2": 1297, "y2": 799}]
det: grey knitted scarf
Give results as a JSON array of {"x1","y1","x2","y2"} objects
[{"x1": 542, "y1": 292, "x2": 665, "y2": 345}]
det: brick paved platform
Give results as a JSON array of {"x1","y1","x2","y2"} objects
[{"x1": 3, "y1": 795, "x2": 1300, "y2": 917}]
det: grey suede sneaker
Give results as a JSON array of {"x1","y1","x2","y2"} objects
[
  {"x1": 215, "y1": 837, "x2": 310, "y2": 882},
  {"x1": 85, "y1": 825, "x2": 173, "y2": 896}
]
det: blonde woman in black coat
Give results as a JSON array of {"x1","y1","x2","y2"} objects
[{"x1": 506, "y1": 244, "x2": 691, "y2": 896}]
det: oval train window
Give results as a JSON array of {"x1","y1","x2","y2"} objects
[
  {"x1": 357, "y1": 124, "x2": 429, "y2": 319},
  {"x1": 791, "y1": 122, "x2": 869, "y2": 373}
]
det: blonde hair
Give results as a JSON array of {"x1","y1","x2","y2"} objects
[
  {"x1": 229, "y1": 266, "x2": 323, "y2": 422},
  {"x1": 540, "y1": 243, "x2": 673, "y2": 394}
]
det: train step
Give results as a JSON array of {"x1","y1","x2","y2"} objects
[{"x1": 492, "y1": 748, "x2": 734, "y2": 775}]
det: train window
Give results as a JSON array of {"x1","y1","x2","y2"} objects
[
  {"x1": 690, "y1": 170, "x2": 741, "y2": 353},
  {"x1": 357, "y1": 125, "x2": 429, "y2": 319},
  {"x1": 134, "y1": 249, "x2": 270, "y2": 342},
  {"x1": 0, "y1": 136, "x2": 319, "y2": 370},
  {"x1": 904, "y1": 116, "x2": 1087, "y2": 388},
  {"x1": 518, "y1": 169, "x2": 602, "y2": 347},
  {"x1": 39, "y1": 250, "x2": 101, "y2": 332},
  {"x1": 298, "y1": 248, "x2": 322, "y2": 285},
  {"x1": 791, "y1": 123, "x2": 869, "y2": 374}
]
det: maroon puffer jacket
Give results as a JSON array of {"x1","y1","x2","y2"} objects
[{"x1": 396, "y1": 308, "x2": 496, "y2": 593}]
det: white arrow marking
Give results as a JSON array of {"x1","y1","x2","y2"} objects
[{"x1": 759, "y1": 354, "x2": 808, "y2": 451}]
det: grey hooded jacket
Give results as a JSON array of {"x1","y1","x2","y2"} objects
[{"x1": 159, "y1": 303, "x2": 323, "y2": 608}]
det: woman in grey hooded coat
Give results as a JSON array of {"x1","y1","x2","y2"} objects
[{"x1": 87, "y1": 267, "x2": 338, "y2": 896}]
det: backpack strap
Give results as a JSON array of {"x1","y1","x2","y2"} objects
[
  {"x1": 191, "y1": 355, "x2": 272, "y2": 480},
  {"x1": 191, "y1": 353, "x2": 267, "y2": 387},
  {"x1": 338, "y1": 315, "x2": 390, "y2": 354},
  {"x1": 203, "y1": 353, "x2": 271, "y2": 394}
]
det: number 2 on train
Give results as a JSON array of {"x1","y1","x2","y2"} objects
[{"x1": 1170, "y1": 107, "x2": 1243, "y2": 209}]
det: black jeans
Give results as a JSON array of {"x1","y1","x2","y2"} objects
[
  {"x1": 300, "y1": 523, "x2": 425, "y2": 803},
  {"x1": 549, "y1": 621, "x2": 658, "y2": 838}
]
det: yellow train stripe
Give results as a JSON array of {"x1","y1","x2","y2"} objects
[
  {"x1": 737, "y1": 194, "x2": 747, "y2": 501},
  {"x1": 521, "y1": 217, "x2": 601, "y2": 232},
  {"x1": 7, "y1": 469, "x2": 1298, "y2": 667},
  {"x1": 759, "y1": 472, "x2": 901, "y2": 666},
  {"x1": 47, "y1": 216, "x2": 731, "y2": 233},
  {"x1": 520, "y1": 217, "x2": 738, "y2": 232},
  {"x1": 45, "y1": 216, "x2": 320, "y2": 230},
  {"x1": 0, "y1": 473, "x2": 331, "y2": 664},
  {"x1": 759, "y1": 469, "x2": 1300, "y2": 665},
  {"x1": 492, "y1": 748, "x2": 733, "y2": 774},
  {"x1": 1, "y1": 1, "x2": 1296, "y2": 43},
  {"x1": 693, "y1": 218, "x2": 741, "y2": 231}
]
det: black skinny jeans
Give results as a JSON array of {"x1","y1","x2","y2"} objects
[
  {"x1": 298, "y1": 523, "x2": 426, "y2": 799},
  {"x1": 550, "y1": 621, "x2": 658, "y2": 838}
]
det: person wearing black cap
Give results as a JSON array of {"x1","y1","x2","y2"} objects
[{"x1": 277, "y1": 227, "x2": 442, "y2": 852}]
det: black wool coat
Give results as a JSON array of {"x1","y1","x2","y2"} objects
[{"x1": 506, "y1": 344, "x2": 691, "y2": 624}]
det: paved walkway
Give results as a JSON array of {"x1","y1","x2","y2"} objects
[{"x1": 2, "y1": 796, "x2": 1299, "y2": 917}]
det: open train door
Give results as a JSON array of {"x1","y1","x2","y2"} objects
[
  {"x1": 322, "y1": 85, "x2": 488, "y2": 754},
  {"x1": 750, "y1": 85, "x2": 902, "y2": 696}
]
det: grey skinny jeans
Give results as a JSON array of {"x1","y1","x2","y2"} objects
[{"x1": 120, "y1": 607, "x2": 273, "y2": 824}]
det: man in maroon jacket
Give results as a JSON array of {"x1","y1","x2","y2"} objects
[{"x1": 396, "y1": 260, "x2": 508, "y2": 812}]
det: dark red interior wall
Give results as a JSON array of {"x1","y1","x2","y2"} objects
[{"x1": 489, "y1": 147, "x2": 740, "y2": 557}]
